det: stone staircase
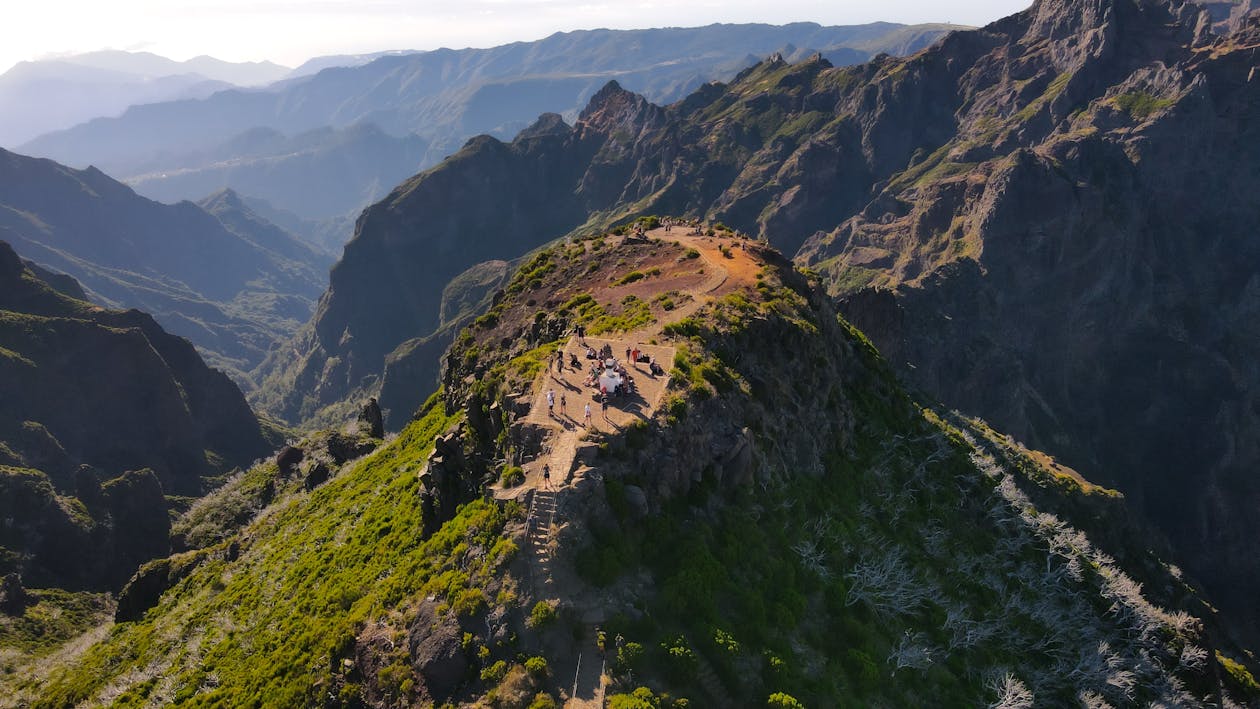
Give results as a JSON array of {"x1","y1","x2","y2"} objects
[
  {"x1": 527, "y1": 488, "x2": 560, "y2": 591},
  {"x1": 693, "y1": 651, "x2": 736, "y2": 707}
]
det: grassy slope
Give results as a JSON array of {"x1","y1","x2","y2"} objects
[{"x1": 17, "y1": 400, "x2": 516, "y2": 707}]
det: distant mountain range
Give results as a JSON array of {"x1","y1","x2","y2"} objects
[
  {"x1": 0, "y1": 51, "x2": 293, "y2": 147},
  {"x1": 14, "y1": 23, "x2": 958, "y2": 250},
  {"x1": 0, "y1": 149, "x2": 330, "y2": 383}
]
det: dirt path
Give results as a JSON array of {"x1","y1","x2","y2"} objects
[{"x1": 488, "y1": 227, "x2": 763, "y2": 708}]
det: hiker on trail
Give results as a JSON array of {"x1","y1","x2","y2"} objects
[
  {"x1": 625, "y1": 346, "x2": 631, "y2": 362},
  {"x1": 631, "y1": 346, "x2": 639, "y2": 365},
  {"x1": 560, "y1": 393, "x2": 567, "y2": 416},
  {"x1": 583, "y1": 402, "x2": 592, "y2": 427},
  {"x1": 602, "y1": 397, "x2": 609, "y2": 420},
  {"x1": 577, "y1": 324, "x2": 586, "y2": 344},
  {"x1": 543, "y1": 464, "x2": 551, "y2": 489},
  {"x1": 547, "y1": 389, "x2": 555, "y2": 416},
  {"x1": 555, "y1": 350, "x2": 564, "y2": 373}
]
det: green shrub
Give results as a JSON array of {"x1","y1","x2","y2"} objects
[
  {"x1": 684, "y1": 248, "x2": 701, "y2": 259},
  {"x1": 767, "y1": 692, "x2": 805, "y2": 708},
  {"x1": 616, "y1": 641, "x2": 645, "y2": 673},
  {"x1": 1218, "y1": 651, "x2": 1260, "y2": 695},
  {"x1": 1114, "y1": 91, "x2": 1174, "y2": 119},
  {"x1": 661, "y1": 637, "x2": 698, "y2": 684},
  {"x1": 500, "y1": 466, "x2": 525, "y2": 487},
  {"x1": 616, "y1": 271, "x2": 647, "y2": 285},
  {"x1": 527, "y1": 601, "x2": 557, "y2": 629},
  {"x1": 481, "y1": 660, "x2": 509, "y2": 683},
  {"x1": 524, "y1": 655, "x2": 550, "y2": 679},
  {"x1": 609, "y1": 687, "x2": 661, "y2": 709},
  {"x1": 528, "y1": 693, "x2": 559, "y2": 709},
  {"x1": 663, "y1": 318, "x2": 703, "y2": 338},
  {"x1": 451, "y1": 588, "x2": 485, "y2": 617},
  {"x1": 665, "y1": 396, "x2": 687, "y2": 421}
]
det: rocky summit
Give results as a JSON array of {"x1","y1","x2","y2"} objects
[
  {"x1": 12, "y1": 225, "x2": 1258, "y2": 706},
  {"x1": 259, "y1": 0, "x2": 1260, "y2": 651}
]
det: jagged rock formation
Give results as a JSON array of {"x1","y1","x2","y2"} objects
[
  {"x1": 798, "y1": 0, "x2": 1260, "y2": 646},
  {"x1": 0, "y1": 241, "x2": 273, "y2": 591},
  {"x1": 0, "y1": 148, "x2": 328, "y2": 381},
  {"x1": 265, "y1": 0, "x2": 1260, "y2": 648}
]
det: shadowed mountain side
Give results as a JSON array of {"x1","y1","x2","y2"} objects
[{"x1": 0, "y1": 240, "x2": 275, "y2": 591}]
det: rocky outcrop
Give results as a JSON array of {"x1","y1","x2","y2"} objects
[
  {"x1": 0, "y1": 573, "x2": 28, "y2": 615},
  {"x1": 807, "y1": 0, "x2": 1260, "y2": 645},
  {"x1": 114, "y1": 549, "x2": 207, "y2": 623},
  {"x1": 358, "y1": 398, "x2": 384, "y2": 439}
]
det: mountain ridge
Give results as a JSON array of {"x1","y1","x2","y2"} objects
[
  {"x1": 260, "y1": 0, "x2": 1260, "y2": 649},
  {"x1": 12, "y1": 226, "x2": 1257, "y2": 705},
  {"x1": 0, "y1": 239, "x2": 275, "y2": 596}
]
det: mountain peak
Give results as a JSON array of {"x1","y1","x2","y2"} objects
[
  {"x1": 580, "y1": 79, "x2": 632, "y2": 115},
  {"x1": 515, "y1": 112, "x2": 571, "y2": 140},
  {"x1": 577, "y1": 81, "x2": 660, "y2": 135}
]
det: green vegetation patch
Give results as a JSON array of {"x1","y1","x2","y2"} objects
[
  {"x1": 1114, "y1": 91, "x2": 1175, "y2": 120},
  {"x1": 28, "y1": 402, "x2": 528, "y2": 707}
]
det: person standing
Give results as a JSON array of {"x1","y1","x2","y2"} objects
[
  {"x1": 543, "y1": 464, "x2": 552, "y2": 489},
  {"x1": 560, "y1": 393, "x2": 567, "y2": 417},
  {"x1": 546, "y1": 389, "x2": 555, "y2": 416},
  {"x1": 583, "y1": 402, "x2": 592, "y2": 428},
  {"x1": 555, "y1": 350, "x2": 564, "y2": 373}
]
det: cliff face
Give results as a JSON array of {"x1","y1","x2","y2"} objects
[
  {"x1": 803, "y1": 1, "x2": 1260, "y2": 642},
  {"x1": 0, "y1": 241, "x2": 272, "y2": 590},
  {"x1": 267, "y1": 0, "x2": 1260, "y2": 646}
]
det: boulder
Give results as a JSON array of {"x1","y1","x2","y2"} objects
[
  {"x1": 115, "y1": 558, "x2": 173, "y2": 622},
  {"x1": 407, "y1": 599, "x2": 468, "y2": 703},
  {"x1": 325, "y1": 432, "x2": 376, "y2": 465},
  {"x1": 359, "y1": 397, "x2": 384, "y2": 439},
  {"x1": 276, "y1": 445, "x2": 304, "y2": 477},
  {"x1": 0, "y1": 573, "x2": 28, "y2": 615},
  {"x1": 115, "y1": 550, "x2": 207, "y2": 622},
  {"x1": 622, "y1": 484, "x2": 649, "y2": 518},
  {"x1": 304, "y1": 462, "x2": 331, "y2": 491}
]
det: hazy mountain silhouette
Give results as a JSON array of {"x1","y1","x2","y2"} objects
[
  {"x1": 0, "y1": 51, "x2": 291, "y2": 147},
  {"x1": 0, "y1": 148, "x2": 329, "y2": 382}
]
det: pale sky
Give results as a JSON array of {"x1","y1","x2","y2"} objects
[{"x1": 1, "y1": 0, "x2": 1033, "y2": 74}]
